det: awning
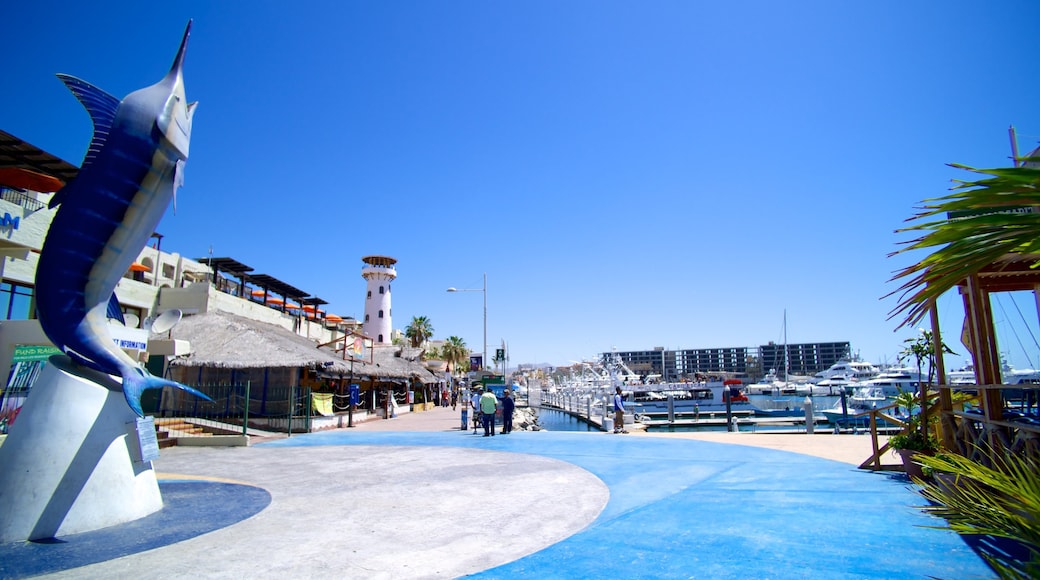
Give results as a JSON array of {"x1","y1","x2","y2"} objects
[{"x1": 130, "y1": 262, "x2": 151, "y2": 272}]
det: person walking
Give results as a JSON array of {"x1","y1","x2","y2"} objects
[
  {"x1": 470, "y1": 388, "x2": 482, "y2": 434},
  {"x1": 459, "y1": 388, "x2": 469, "y2": 431},
  {"x1": 501, "y1": 389, "x2": 515, "y2": 434},
  {"x1": 480, "y1": 386, "x2": 499, "y2": 437},
  {"x1": 613, "y1": 386, "x2": 628, "y2": 434}
]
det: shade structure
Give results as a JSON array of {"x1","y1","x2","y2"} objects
[
  {"x1": 325, "y1": 314, "x2": 343, "y2": 323},
  {"x1": 265, "y1": 297, "x2": 284, "y2": 305},
  {"x1": 250, "y1": 289, "x2": 265, "y2": 297},
  {"x1": 129, "y1": 262, "x2": 151, "y2": 273}
]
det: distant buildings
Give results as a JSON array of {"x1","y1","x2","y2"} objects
[
  {"x1": 604, "y1": 341, "x2": 852, "y2": 382},
  {"x1": 0, "y1": 130, "x2": 440, "y2": 428}
]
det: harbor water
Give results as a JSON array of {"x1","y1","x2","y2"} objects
[
  {"x1": 535, "y1": 407, "x2": 598, "y2": 432},
  {"x1": 538, "y1": 394, "x2": 856, "y2": 433}
]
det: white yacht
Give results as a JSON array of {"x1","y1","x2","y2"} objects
[
  {"x1": 858, "y1": 367, "x2": 923, "y2": 397},
  {"x1": 745, "y1": 368, "x2": 786, "y2": 395},
  {"x1": 812, "y1": 359, "x2": 880, "y2": 383}
]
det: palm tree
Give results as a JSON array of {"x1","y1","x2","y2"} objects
[
  {"x1": 888, "y1": 155, "x2": 1040, "y2": 327},
  {"x1": 404, "y1": 316, "x2": 434, "y2": 348},
  {"x1": 441, "y1": 336, "x2": 468, "y2": 375}
]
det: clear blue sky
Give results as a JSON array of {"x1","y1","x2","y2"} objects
[{"x1": 4, "y1": 2, "x2": 1040, "y2": 370}]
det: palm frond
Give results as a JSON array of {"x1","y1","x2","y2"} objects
[
  {"x1": 915, "y1": 451, "x2": 1040, "y2": 579},
  {"x1": 887, "y1": 159, "x2": 1040, "y2": 327}
]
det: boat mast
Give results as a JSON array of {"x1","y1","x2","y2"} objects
[
  {"x1": 783, "y1": 309, "x2": 789, "y2": 384},
  {"x1": 1009, "y1": 125, "x2": 1021, "y2": 167}
]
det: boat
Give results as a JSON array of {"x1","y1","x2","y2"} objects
[
  {"x1": 745, "y1": 368, "x2": 785, "y2": 395},
  {"x1": 819, "y1": 385, "x2": 892, "y2": 426},
  {"x1": 752, "y1": 395, "x2": 808, "y2": 418},
  {"x1": 752, "y1": 310, "x2": 806, "y2": 395},
  {"x1": 628, "y1": 378, "x2": 755, "y2": 418},
  {"x1": 857, "y1": 367, "x2": 922, "y2": 397},
  {"x1": 812, "y1": 358, "x2": 880, "y2": 383},
  {"x1": 812, "y1": 376, "x2": 856, "y2": 395}
]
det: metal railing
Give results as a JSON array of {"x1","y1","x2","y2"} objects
[
  {"x1": 154, "y1": 382, "x2": 314, "y2": 437},
  {"x1": 0, "y1": 187, "x2": 45, "y2": 212}
]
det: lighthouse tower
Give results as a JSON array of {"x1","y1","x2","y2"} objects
[{"x1": 361, "y1": 255, "x2": 397, "y2": 344}]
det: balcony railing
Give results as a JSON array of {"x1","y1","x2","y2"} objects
[{"x1": 0, "y1": 187, "x2": 46, "y2": 212}]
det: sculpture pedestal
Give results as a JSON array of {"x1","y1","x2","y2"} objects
[{"x1": 0, "y1": 356, "x2": 162, "y2": 542}]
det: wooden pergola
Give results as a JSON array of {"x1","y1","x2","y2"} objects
[{"x1": 927, "y1": 253, "x2": 1040, "y2": 463}]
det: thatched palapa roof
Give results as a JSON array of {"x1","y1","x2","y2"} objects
[
  {"x1": 167, "y1": 311, "x2": 349, "y2": 371},
  {"x1": 362, "y1": 345, "x2": 441, "y2": 384},
  {"x1": 166, "y1": 311, "x2": 441, "y2": 384}
]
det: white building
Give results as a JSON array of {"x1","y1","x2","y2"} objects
[{"x1": 361, "y1": 255, "x2": 396, "y2": 344}]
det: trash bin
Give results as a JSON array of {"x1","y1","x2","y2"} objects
[{"x1": 603, "y1": 416, "x2": 614, "y2": 432}]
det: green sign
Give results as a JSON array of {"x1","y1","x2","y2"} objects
[{"x1": 12, "y1": 345, "x2": 61, "y2": 362}]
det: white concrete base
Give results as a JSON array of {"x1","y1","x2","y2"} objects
[{"x1": 0, "y1": 356, "x2": 162, "y2": 542}]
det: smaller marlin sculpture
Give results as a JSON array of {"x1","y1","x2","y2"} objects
[{"x1": 36, "y1": 21, "x2": 210, "y2": 416}]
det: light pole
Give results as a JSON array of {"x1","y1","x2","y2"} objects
[{"x1": 447, "y1": 272, "x2": 487, "y2": 372}]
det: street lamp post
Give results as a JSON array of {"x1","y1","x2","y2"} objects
[{"x1": 447, "y1": 272, "x2": 487, "y2": 372}]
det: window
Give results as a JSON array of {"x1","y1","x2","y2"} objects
[
  {"x1": 378, "y1": 334, "x2": 383, "y2": 343},
  {"x1": 379, "y1": 286, "x2": 384, "y2": 295},
  {"x1": 365, "y1": 314, "x2": 370, "y2": 322},
  {"x1": 0, "y1": 281, "x2": 34, "y2": 320},
  {"x1": 378, "y1": 310, "x2": 384, "y2": 319},
  {"x1": 367, "y1": 290, "x2": 372, "y2": 299}
]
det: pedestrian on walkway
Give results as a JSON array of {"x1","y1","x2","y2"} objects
[
  {"x1": 451, "y1": 389, "x2": 458, "y2": 410},
  {"x1": 459, "y1": 388, "x2": 469, "y2": 431},
  {"x1": 480, "y1": 386, "x2": 498, "y2": 437},
  {"x1": 471, "y1": 388, "x2": 482, "y2": 433},
  {"x1": 613, "y1": 386, "x2": 628, "y2": 434},
  {"x1": 501, "y1": 389, "x2": 515, "y2": 434}
]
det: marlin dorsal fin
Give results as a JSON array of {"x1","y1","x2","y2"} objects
[{"x1": 51, "y1": 74, "x2": 120, "y2": 208}]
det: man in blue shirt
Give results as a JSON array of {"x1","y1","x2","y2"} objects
[{"x1": 613, "y1": 386, "x2": 628, "y2": 434}]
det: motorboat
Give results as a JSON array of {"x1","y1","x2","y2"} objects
[
  {"x1": 812, "y1": 359, "x2": 880, "y2": 383},
  {"x1": 856, "y1": 368, "x2": 922, "y2": 397},
  {"x1": 628, "y1": 379, "x2": 754, "y2": 417},
  {"x1": 820, "y1": 386, "x2": 892, "y2": 426},
  {"x1": 813, "y1": 376, "x2": 855, "y2": 395},
  {"x1": 745, "y1": 369, "x2": 786, "y2": 395}
]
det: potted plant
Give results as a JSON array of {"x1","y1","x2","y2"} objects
[
  {"x1": 889, "y1": 390, "x2": 939, "y2": 479},
  {"x1": 914, "y1": 449, "x2": 1040, "y2": 578}
]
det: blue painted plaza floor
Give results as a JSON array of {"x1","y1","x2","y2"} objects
[{"x1": 1, "y1": 430, "x2": 996, "y2": 578}]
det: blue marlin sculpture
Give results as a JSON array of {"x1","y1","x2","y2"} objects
[{"x1": 36, "y1": 21, "x2": 211, "y2": 416}]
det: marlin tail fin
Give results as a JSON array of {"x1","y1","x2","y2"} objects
[{"x1": 123, "y1": 368, "x2": 212, "y2": 417}]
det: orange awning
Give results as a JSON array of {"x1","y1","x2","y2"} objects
[
  {"x1": 325, "y1": 314, "x2": 344, "y2": 323},
  {"x1": 250, "y1": 289, "x2": 266, "y2": 297},
  {"x1": 129, "y1": 262, "x2": 151, "y2": 272},
  {"x1": 266, "y1": 297, "x2": 284, "y2": 305},
  {"x1": 0, "y1": 167, "x2": 65, "y2": 193}
]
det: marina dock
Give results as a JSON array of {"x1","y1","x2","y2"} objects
[{"x1": 539, "y1": 394, "x2": 836, "y2": 433}]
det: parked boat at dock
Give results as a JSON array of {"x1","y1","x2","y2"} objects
[
  {"x1": 628, "y1": 379, "x2": 753, "y2": 418},
  {"x1": 812, "y1": 358, "x2": 880, "y2": 383},
  {"x1": 819, "y1": 386, "x2": 892, "y2": 426}
]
